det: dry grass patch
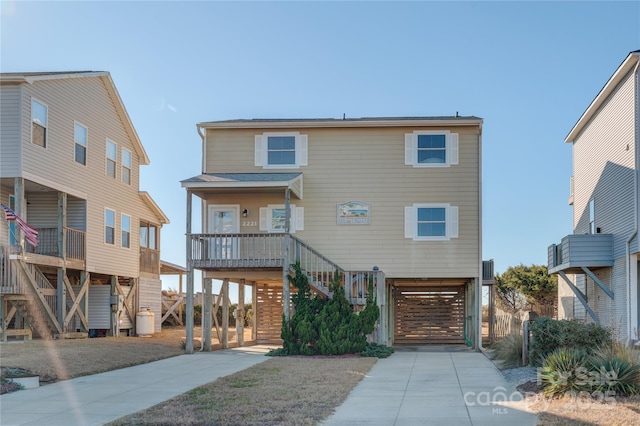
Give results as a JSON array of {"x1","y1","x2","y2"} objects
[
  {"x1": 109, "y1": 356, "x2": 377, "y2": 426},
  {"x1": 528, "y1": 394, "x2": 640, "y2": 425}
]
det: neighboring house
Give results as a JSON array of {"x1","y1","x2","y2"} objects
[
  {"x1": 0, "y1": 71, "x2": 169, "y2": 340},
  {"x1": 548, "y1": 50, "x2": 640, "y2": 342},
  {"x1": 182, "y1": 116, "x2": 491, "y2": 351}
]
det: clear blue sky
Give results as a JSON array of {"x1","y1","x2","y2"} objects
[{"x1": 2, "y1": 1, "x2": 639, "y2": 294}]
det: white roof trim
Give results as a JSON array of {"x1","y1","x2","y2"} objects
[
  {"x1": 198, "y1": 118, "x2": 482, "y2": 130},
  {"x1": 140, "y1": 191, "x2": 169, "y2": 225}
]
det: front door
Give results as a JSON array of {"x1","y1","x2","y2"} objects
[{"x1": 207, "y1": 205, "x2": 240, "y2": 260}]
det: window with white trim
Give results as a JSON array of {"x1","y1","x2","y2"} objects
[
  {"x1": 259, "y1": 204, "x2": 304, "y2": 233},
  {"x1": 255, "y1": 132, "x2": 308, "y2": 169},
  {"x1": 74, "y1": 122, "x2": 87, "y2": 165},
  {"x1": 106, "y1": 140, "x2": 117, "y2": 178},
  {"x1": 122, "y1": 148, "x2": 132, "y2": 185},
  {"x1": 121, "y1": 214, "x2": 131, "y2": 248},
  {"x1": 105, "y1": 208, "x2": 115, "y2": 245},
  {"x1": 405, "y1": 130, "x2": 458, "y2": 167},
  {"x1": 140, "y1": 221, "x2": 158, "y2": 250},
  {"x1": 404, "y1": 203, "x2": 458, "y2": 241},
  {"x1": 31, "y1": 99, "x2": 48, "y2": 147},
  {"x1": 589, "y1": 199, "x2": 595, "y2": 234}
]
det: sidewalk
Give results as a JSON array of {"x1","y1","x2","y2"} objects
[
  {"x1": 0, "y1": 346, "x2": 272, "y2": 426},
  {"x1": 322, "y1": 347, "x2": 539, "y2": 426}
]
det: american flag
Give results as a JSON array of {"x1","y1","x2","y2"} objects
[{"x1": 1, "y1": 203, "x2": 39, "y2": 247}]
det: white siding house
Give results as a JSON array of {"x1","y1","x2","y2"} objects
[
  {"x1": 0, "y1": 72, "x2": 169, "y2": 339},
  {"x1": 548, "y1": 50, "x2": 640, "y2": 342}
]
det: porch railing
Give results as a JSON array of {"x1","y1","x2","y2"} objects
[
  {"x1": 140, "y1": 247, "x2": 160, "y2": 274},
  {"x1": 24, "y1": 227, "x2": 86, "y2": 260},
  {"x1": 187, "y1": 233, "x2": 377, "y2": 304}
]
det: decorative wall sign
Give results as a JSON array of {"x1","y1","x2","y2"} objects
[{"x1": 337, "y1": 201, "x2": 370, "y2": 225}]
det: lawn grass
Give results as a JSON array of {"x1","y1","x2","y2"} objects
[{"x1": 108, "y1": 356, "x2": 376, "y2": 426}]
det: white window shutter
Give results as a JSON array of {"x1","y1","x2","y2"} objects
[
  {"x1": 298, "y1": 134, "x2": 308, "y2": 166},
  {"x1": 255, "y1": 135, "x2": 263, "y2": 167},
  {"x1": 450, "y1": 133, "x2": 459, "y2": 165},
  {"x1": 405, "y1": 134, "x2": 414, "y2": 165},
  {"x1": 449, "y1": 206, "x2": 459, "y2": 238},
  {"x1": 259, "y1": 207, "x2": 268, "y2": 231},
  {"x1": 404, "y1": 206, "x2": 414, "y2": 238},
  {"x1": 295, "y1": 207, "x2": 304, "y2": 231}
]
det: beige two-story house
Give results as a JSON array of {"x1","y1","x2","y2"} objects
[
  {"x1": 0, "y1": 71, "x2": 169, "y2": 340},
  {"x1": 182, "y1": 116, "x2": 487, "y2": 351}
]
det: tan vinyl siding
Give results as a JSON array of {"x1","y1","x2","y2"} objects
[
  {"x1": 138, "y1": 276, "x2": 162, "y2": 332},
  {"x1": 0, "y1": 84, "x2": 22, "y2": 177},
  {"x1": 15, "y1": 77, "x2": 158, "y2": 278},
  {"x1": 204, "y1": 125, "x2": 480, "y2": 279},
  {"x1": 572, "y1": 69, "x2": 636, "y2": 256}
]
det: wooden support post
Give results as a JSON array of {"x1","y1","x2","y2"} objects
[
  {"x1": 111, "y1": 276, "x2": 118, "y2": 337},
  {"x1": 0, "y1": 296, "x2": 5, "y2": 342},
  {"x1": 57, "y1": 192, "x2": 67, "y2": 330},
  {"x1": 203, "y1": 278, "x2": 212, "y2": 351},
  {"x1": 185, "y1": 190, "x2": 194, "y2": 354},
  {"x1": 14, "y1": 178, "x2": 25, "y2": 249},
  {"x1": 252, "y1": 282, "x2": 257, "y2": 341},
  {"x1": 82, "y1": 272, "x2": 89, "y2": 332},
  {"x1": 222, "y1": 278, "x2": 229, "y2": 349},
  {"x1": 237, "y1": 279, "x2": 245, "y2": 346},
  {"x1": 283, "y1": 188, "x2": 291, "y2": 322}
]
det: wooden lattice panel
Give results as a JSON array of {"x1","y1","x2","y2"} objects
[
  {"x1": 393, "y1": 286, "x2": 466, "y2": 344},
  {"x1": 256, "y1": 284, "x2": 284, "y2": 344}
]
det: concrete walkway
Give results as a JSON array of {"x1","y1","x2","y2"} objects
[
  {"x1": 1, "y1": 345, "x2": 539, "y2": 426},
  {"x1": 0, "y1": 346, "x2": 272, "y2": 426},
  {"x1": 322, "y1": 347, "x2": 539, "y2": 426}
]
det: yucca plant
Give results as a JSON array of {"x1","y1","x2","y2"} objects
[
  {"x1": 491, "y1": 332, "x2": 523, "y2": 368},
  {"x1": 539, "y1": 347, "x2": 592, "y2": 397},
  {"x1": 589, "y1": 356, "x2": 640, "y2": 396},
  {"x1": 593, "y1": 341, "x2": 640, "y2": 366}
]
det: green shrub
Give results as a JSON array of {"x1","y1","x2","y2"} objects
[
  {"x1": 281, "y1": 263, "x2": 380, "y2": 356},
  {"x1": 265, "y1": 347, "x2": 289, "y2": 357},
  {"x1": 539, "y1": 347, "x2": 591, "y2": 397},
  {"x1": 529, "y1": 317, "x2": 611, "y2": 367},
  {"x1": 491, "y1": 332, "x2": 523, "y2": 368},
  {"x1": 361, "y1": 342, "x2": 394, "y2": 358}
]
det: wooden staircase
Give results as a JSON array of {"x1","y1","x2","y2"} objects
[{"x1": 4, "y1": 295, "x2": 55, "y2": 340}]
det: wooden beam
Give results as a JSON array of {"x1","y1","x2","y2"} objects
[
  {"x1": 203, "y1": 278, "x2": 212, "y2": 351},
  {"x1": 252, "y1": 282, "x2": 257, "y2": 341},
  {"x1": 63, "y1": 274, "x2": 88, "y2": 330},
  {"x1": 185, "y1": 190, "x2": 194, "y2": 354},
  {"x1": 57, "y1": 192, "x2": 67, "y2": 328},
  {"x1": 222, "y1": 278, "x2": 229, "y2": 349},
  {"x1": 161, "y1": 296, "x2": 184, "y2": 325},
  {"x1": 237, "y1": 279, "x2": 245, "y2": 346},
  {"x1": 581, "y1": 267, "x2": 615, "y2": 299}
]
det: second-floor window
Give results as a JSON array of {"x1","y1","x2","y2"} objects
[
  {"x1": 255, "y1": 132, "x2": 308, "y2": 169},
  {"x1": 140, "y1": 222, "x2": 157, "y2": 249},
  {"x1": 405, "y1": 131, "x2": 459, "y2": 167},
  {"x1": 31, "y1": 99, "x2": 48, "y2": 148},
  {"x1": 405, "y1": 203, "x2": 458, "y2": 241},
  {"x1": 106, "y1": 140, "x2": 117, "y2": 178},
  {"x1": 105, "y1": 208, "x2": 115, "y2": 245},
  {"x1": 121, "y1": 214, "x2": 131, "y2": 248},
  {"x1": 122, "y1": 148, "x2": 132, "y2": 185},
  {"x1": 74, "y1": 122, "x2": 87, "y2": 165}
]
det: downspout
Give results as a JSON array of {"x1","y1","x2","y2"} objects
[{"x1": 627, "y1": 58, "x2": 640, "y2": 343}]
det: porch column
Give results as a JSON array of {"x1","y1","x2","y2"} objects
[
  {"x1": 111, "y1": 275, "x2": 118, "y2": 337},
  {"x1": 13, "y1": 178, "x2": 25, "y2": 250},
  {"x1": 185, "y1": 190, "x2": 194, "y2": 354},
  {"x1": 222, "y1": 278, "x2": 229, "y2": 349},
  {"x1": 252, "y1": 282, "x2": 257, "y2": 341},
  {"x1": 283, "y1": 188, "x2": 291, "y2": 321},
  {"x1": 237, "y1": 279, "x2": 245, "y2": 346},
  {"x1": 203, "y1": 277, "x2": 212, "y2": 351},
  {"x1": 57, "y1": 192, "x2": 67, "y2": 329}
]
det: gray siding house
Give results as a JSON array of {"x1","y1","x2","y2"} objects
[
  {"x1": 0, "y1": 72, "x2": 169, "y2": 340},
  {"x1": 548, "y1": 51, "x2": 640, "y2": 342},
  {"x1": 182, "y1": 116, "x2": 493, "y2": 352}
]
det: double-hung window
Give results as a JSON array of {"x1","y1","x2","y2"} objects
[
  {"x1": 140, "y1": 222, "x2": 157, "y2": 249},
  {"x1": 255, "y1": 132, "x2": 308, "y2": 169},
  {"x1": 106, "y1": 140, "x2": 117, "y2": 178},
  {"x1": 122, "y1": 148, "x2": 132, "y2": 185},
  {"x1": 105, "y1": 208, "x2": 115, "y2": 245},
  {"x1": 405, "y1": 203, "x2": 458, "y2": 241},
  {"x1": 260, "y1": 204, "x2": 304, "y2": 233},
  {"x1": 74, "y1": 122, "x2": 87, "y2": 165},
  {"x1": 31, "y1": 99, "x2": 48, "y2": 147},
  {"x1": 121, "y1": 214, "x2": 131, "y2": 248},
  {"x1": 405, "y1": 130, "x2": 458, "y2": 167}
]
